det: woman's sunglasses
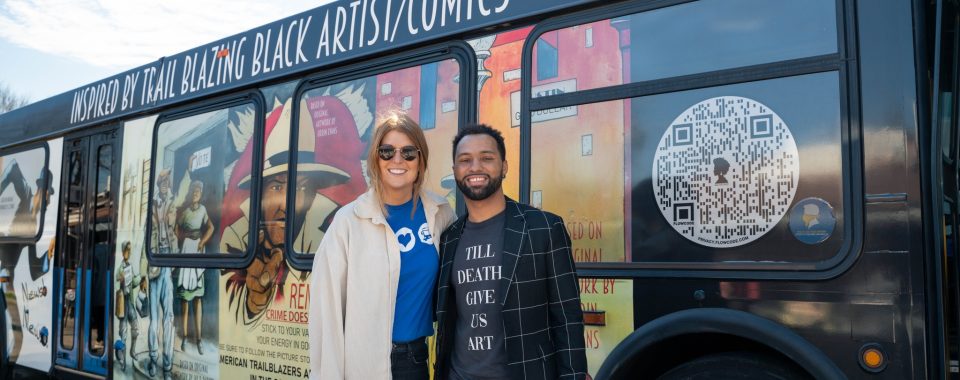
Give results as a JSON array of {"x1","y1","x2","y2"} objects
[{"x1": 378, "y1": 145, "x2": 420, "y2": 161}]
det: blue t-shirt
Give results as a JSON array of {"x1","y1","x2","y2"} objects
[{"x1": 386, "y1": 197, "x2": 439, "y2": 342}]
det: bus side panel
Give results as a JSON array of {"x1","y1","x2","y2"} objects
[{"x1": 0, "y1": 138, "x2": 62, "y2": 373}]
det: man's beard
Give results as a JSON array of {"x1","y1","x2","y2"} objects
[{"x1": 456, "y1": 174, "x2": 502, "y2": 201}]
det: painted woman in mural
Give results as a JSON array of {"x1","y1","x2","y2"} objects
[{"x1": 174, "y1": 180, "x2": 213, "y2": 354}]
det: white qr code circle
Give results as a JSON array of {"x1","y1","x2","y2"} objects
[{"x1": 652, "y1": 96, "x2": 800, "y2": 248}]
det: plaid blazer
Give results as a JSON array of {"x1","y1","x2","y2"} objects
[{"x1": 435, "y1": 198, "x2": 587, "y2": 379}]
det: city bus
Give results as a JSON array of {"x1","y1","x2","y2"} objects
[{"x1": 0, "y1": 0, "x2": 955, "y2": 378}]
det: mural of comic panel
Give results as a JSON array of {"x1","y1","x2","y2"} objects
[
  {"x1": 0, "y1": 139, "x2": 61, "y2": 372},
  {"x1": 219, "y1": 81, "x2": 314, "y2": 380},
  {"x1": 292, "y1": 59, "x2": 462, "y2": 256},
  {"x1": 470, "y1": 27, "x2": 531, "y2": 201},
  {"x1": 530, "y1": 99, "x2": 626, "y2": 264},
  {"x1": 527, "y1": 17, "x2": 629, "y2": 263},
  {"x1": 530, "y1": 0, "x2": 837, "y2": 93}
]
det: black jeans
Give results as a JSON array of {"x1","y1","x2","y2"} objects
[{"x1": 391, "y1": 338, "x2": 429, "y2": 380}]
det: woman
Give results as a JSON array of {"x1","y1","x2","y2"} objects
[
  {"x1": 175, "y1": 180, "x2": 213, "y2": 354},
  {"x1": 309, "y1": 114, "x2": 455, "y2": 379}
]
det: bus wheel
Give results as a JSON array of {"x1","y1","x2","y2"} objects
[{"x1": 658, "y1": 351, "x2": 810, "y2": 380}]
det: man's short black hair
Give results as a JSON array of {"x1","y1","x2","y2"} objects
[{"x1": 452, "y1": 124, "x2": 506, "y2": 160}]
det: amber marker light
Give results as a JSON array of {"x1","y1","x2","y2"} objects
[{"x1": 859, "y1": 343, "x2": 886, "y2": 373}]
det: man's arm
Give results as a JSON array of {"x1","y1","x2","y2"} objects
[{"x1": 545, "y1": 213, "x2": 588, "y2": 379}]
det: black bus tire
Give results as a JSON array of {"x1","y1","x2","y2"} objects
[{"x1": 658, "y1": 351, "x2": 811, "y2": 380}]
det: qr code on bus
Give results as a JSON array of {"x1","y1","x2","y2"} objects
[{"x1": 652, "y1": 96, "x2": 799, "y2": 248}]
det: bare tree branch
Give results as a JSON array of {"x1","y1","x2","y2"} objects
[{"x1": 0, "y1": 82, "x2": 30, "y2": 115}]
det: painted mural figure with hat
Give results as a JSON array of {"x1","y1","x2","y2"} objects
[{"x1": 220, "y1": 108, "x2": 351, "y2": 322}]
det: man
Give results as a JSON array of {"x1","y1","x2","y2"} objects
[{"x1": 435, "y1": 124, "x2": 587, "y2": 379}]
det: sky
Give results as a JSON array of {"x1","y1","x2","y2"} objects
[{"x1": 0, "y1": 0, "x2": 336, "y2": 103}]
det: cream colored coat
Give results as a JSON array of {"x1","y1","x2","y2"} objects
[{"x1": 309, "y1": 189, "x2": 455, "y2": 379}]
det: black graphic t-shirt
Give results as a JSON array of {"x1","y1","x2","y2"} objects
[{"x1": 449, "y1": 211, "x2": 508, "y2": 380}]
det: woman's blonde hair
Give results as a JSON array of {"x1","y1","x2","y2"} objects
[{"x1": 366, "y1": 113, "x2": 429, "y2": 215}]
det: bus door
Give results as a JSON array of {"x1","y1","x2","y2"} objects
[{"x1": 54, "y1": 129, "x2": 118, "y2": 377}]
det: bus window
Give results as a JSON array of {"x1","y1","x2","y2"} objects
[
  {"x1": 291, "y1": 59, "x2": 462, "y2": 256},
  {"x1": 530, "y1": 72, "x2": 845, "y2": 265},
  {"x1": 150, "y1": 103, "x2": 257, "y2": 258},
  {"x1": 531, "y1": 0, "x2": 838, "y2": 92},
  {"x1": 0, "y1": 146, "x2": 50, "y2": 239},
  {"x1": 60, "y1": 150, "x2": 83, "y2": 350},
  {"x1": 87, "y1": 144, "x2": 112, "y2": 356}
]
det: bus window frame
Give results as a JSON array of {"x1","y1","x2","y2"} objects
[
  {"x1": 285, "y1": 41, "x2": 478, "y2": 271},
  {"x1": 145, "y1": 91, "x2": 266, "y2": 269},
  {"x1": 519, "y1": 0, "x2": 864, "y2": 280},
  {"x1": 0, "y1": 141, "x2": 51, "y2": 244}
]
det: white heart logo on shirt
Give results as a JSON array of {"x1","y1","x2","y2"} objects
[{"x1": 396, "y1": 227, "x2": 415, "y2": 252}]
